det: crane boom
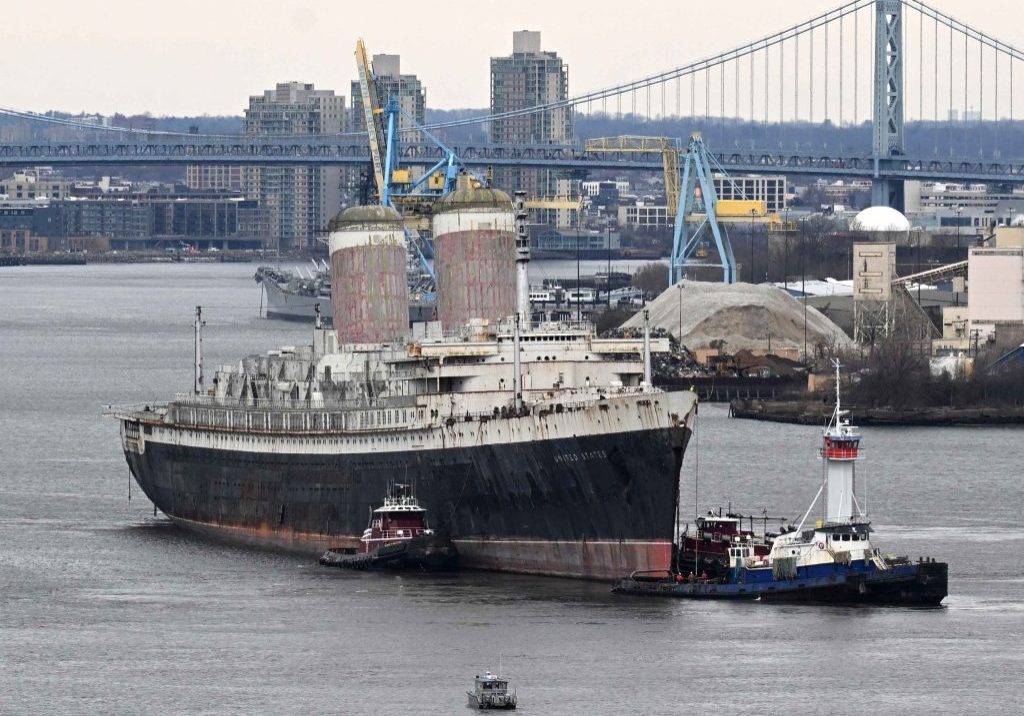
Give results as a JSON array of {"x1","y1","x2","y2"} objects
[
  {"x1": 355, "y1": 39, "x2": 386, "y2": 201},
  {"x1": 585, "y1": 136, "x2": 681, "y2": 210}
]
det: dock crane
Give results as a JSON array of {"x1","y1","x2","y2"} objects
[
  {"x1": 585, "y1": 135, "x2": 682, "y2": 211},
  {"x1": 671, "y1": 133, "x2": 738, "y2": 285},
  {"x1": 353, "y1": 40, "x2": 486, "y2": 286},
  {"x1": 354, "y1": 39, "x2": 387, "y2": 203},
  {"x1": 585, "y1": 133, "x2": 744, "y2": 284}
]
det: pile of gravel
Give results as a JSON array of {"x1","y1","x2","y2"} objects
[{"x1": 622, "y1": 281, "x2": 851, "y2": 353}]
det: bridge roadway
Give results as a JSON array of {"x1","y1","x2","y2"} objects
[{"x1": 3, "y1": 138, "x2": 1024, "y2": 183}]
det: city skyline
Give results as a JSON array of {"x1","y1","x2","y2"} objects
[{"x1": 4, "y1": 0, "x2": 1022, "y2": 117}]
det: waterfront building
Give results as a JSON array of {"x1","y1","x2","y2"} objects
[
  {"x1": 533, "y1": 227, "x2": 620, "y2": 254},
  {"x1": 490, "y1": 31, "x2": 572, "y2": 197},
  {"x1": 617, "y1": 175, "x2": 788, "y2": 228},
  {"x1": 904, "y1": 180, "x2": 1024, "y2": 233},
  {"x1": 0, "y1": 169, "x2": 72, "y2": 201},
  {"x1": 244, "y1": 82, "x2": 346, "y2": 249},
  {"x1": 0, "y1": 193, "x2": 268, "y2": 252}
]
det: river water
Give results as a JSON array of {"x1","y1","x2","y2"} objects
[{"x1": 1, "y1": 263, "x2": 1021, "y2": 715}]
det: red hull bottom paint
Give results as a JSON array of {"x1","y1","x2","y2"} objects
[
  {"x1": 453, "y1": 539, "x2": 673, "y2": 581},
  {"x1": 167, "y1": 516, "x2": 668, "y2": 581}
]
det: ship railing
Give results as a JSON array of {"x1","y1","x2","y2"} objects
[
  {"x1": 172, "y1": 393, "x2": 419, "y2": 411},
  {"x1": 103, "y1": 403, "x2": 166, "y2": 418},
  {"x1": 166, "y1": 400, "x2": 427, "y2": 434}
]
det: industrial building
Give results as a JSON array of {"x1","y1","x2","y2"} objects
[
  {"x1": 489, "y1": 31, "x2": 572, "y2": 196},
  {"x1": 968, "y1": 245, "x2": 1024, "y2": 344},
  {"x1": 617, "y1": 175, "x2": 788, "y2": 228},
  {"x1": 243, "y1": 82, "x2": 346, "y2": 249}
]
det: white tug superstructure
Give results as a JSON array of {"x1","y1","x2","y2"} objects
[{"x1": 766, "y1": 360, "x2": 874, "y2": 571}]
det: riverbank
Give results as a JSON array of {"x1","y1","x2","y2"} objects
[
  {"x1": 730, "y1": 398, "x2": 1024, "y2": 425},
  {"x1": 0, "y1": 251, "x2": 263, "y2": 266}
]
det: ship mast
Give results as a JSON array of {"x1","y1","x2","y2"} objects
[
  {"x1": 513, "y1": 190, "x2": 530, "y2": 326},
  {"x1": 513, "y1": 312, "x2": 523, "y2": 412},
  {"x1": 822, "y1": 360, "x2": 861, "y2": 524},
  {"x1": 642, "y1": 309, "x2": 652, "y2": 387},
  {"x1": 193, "y1": 305, "x2": 204, "y2": 396}
]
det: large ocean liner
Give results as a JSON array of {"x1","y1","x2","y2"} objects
[{"x1": 111, "y1": 187, "x2": 697, "y2": 580}]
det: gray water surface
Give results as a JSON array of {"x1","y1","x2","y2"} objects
[{"x1": 1, "y1": 263, "x2": 1021, "y2": 715}]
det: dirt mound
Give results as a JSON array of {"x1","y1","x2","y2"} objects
[{"x1": 622, "y1": 281, "x2": 851, "y2": 353}]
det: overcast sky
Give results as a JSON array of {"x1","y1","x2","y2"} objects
[{"x1": 3, "y1": 0, "x2": 1021, "y2": 117}]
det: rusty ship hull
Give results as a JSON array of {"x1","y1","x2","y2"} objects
[{"x1": 119, "y1": 392, "x2": 694, "y2": 581}]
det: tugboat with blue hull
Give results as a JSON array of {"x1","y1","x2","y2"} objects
[{"x1": 614, "y1": 362, "x2": 948, "y2": 606}]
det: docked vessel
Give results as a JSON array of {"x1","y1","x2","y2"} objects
[
  {"x1": 319, "y1": 483, "x2": 458, "y2": 571},
  {"x1": 112, "y1": 192, "x2": 698, "y2": 580},
  {"x1": 467, "y1": 672, "x2": 517, "y2": 710},
  {"x1": 675, "y1": 511, "x2": 772, "y2": 580},
  {"x1": 613, "y1": 363, "x2": 948, "y2": 604},
  {"x1": 255, "y1": 262, "x2": 435, "y2": 324}
]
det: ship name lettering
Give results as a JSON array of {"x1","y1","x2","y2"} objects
[{"x1": 555, "y1": 450, "x2": 607, "y2": 463}]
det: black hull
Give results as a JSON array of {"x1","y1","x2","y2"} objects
[
  {"x1": 612, "y1": 562, "x2": 948, "y2": 605},
  {"x1": 124, "y1": 426, "x2": 690, "y2": 580},
  {"x1": 319, "y1": 533, "x2": 459, "y2": 572}
]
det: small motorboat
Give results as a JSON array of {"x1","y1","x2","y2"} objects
[{"x1": 467, "y1": 671, "x2": 517, "y2": 710}]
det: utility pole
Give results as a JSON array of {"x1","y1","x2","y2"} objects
[
  {"x1": 801, "y1": 219, "x2": 807, "y2": 362},
  {"x1": 749, "y1": 209, "x2": 756, "y2": 283},
  {"x1": 606, "y1": 225, "x2": 612, "y2": 307},
  {"x1": 783, "y1": 207, "x2": 790, "y2": 287}
]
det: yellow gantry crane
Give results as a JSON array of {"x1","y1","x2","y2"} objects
[{"x1": 584, "y1": 136, "x2": 682, "y2": 211}]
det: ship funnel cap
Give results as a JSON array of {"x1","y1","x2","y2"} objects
[
  {"x1": 434, "y1": 180, "x2": 513, "y2": 213},
  {"x1": 328, "y1": 205, "x2": 403, "y2": 232}
]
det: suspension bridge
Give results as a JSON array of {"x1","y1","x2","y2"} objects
[{"x1": 4, "y1": 0, "x2": 1024, "y2": 204}]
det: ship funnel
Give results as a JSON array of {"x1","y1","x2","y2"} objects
[
  {"x1": 432, "y1": 183, "x2": 516, "y2": 330},
  {"x1": 327, "y1": 205, "x2": 409, "y2": 344}
]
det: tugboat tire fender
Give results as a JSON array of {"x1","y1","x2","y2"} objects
[{"x1": 817, "y1": 541, "x2": 824, "y2": 549}]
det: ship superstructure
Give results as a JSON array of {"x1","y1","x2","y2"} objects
[{"x1": 113, "y1": 188, "x2": 698, "y2": 580}]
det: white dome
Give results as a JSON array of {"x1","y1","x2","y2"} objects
[
  {"x1": 850, "y1": 206, "x2": 911, "y2": 233},
  {"x1": 1011, "y1": 214, "x2": 1024, "y2": 227}
]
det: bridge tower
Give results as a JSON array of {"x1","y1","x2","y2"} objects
[{"x1": 871, "y1": 0, "x2": 905, "y2": 211}]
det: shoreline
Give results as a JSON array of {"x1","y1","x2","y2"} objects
[{"x1": 729, "y1": 398, "x2": 1024, "y2": 426}]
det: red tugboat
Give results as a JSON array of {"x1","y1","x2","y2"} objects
[
  {"x1": 319, "y1": 484, "x2": 458, "y2": 571},
  {"x1": 676, "y1": 511, "x2": 773, "y2": 580}
]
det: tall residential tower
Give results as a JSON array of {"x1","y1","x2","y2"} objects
[
  {"x1": 244, "y1": 82, "x2": 346, "y2": 249},
  {"x1": 350, "y1": 54, "x2": 426, "y2": 133},
  {"x1": 490, "y1": 31, "x2": 573, "y2": 197}
]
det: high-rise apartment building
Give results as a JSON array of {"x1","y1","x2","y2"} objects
[
  {"x1": 244, "y1": 82, "x2": 346, "y2": 249},
  {"x1": 350, "y1": 54, "x2": 426, "y2": 133},
  {"x1": 185, "y1": 165, "x2": 244, "y2": 192},
  {"x1": 490, "y1": 31, "x2": 573, "y2": 197}
]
